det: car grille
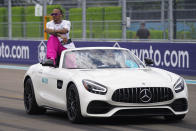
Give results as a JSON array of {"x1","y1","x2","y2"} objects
[{"x1": 112, "y1": 87, "x2": 173, "y2": 103}]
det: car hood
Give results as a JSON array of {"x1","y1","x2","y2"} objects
[{"x1": 79, "y1": 68, "x2": 174, "y2": 88}]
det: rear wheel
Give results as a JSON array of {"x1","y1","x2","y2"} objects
[
  {"x1": 164, "y1": 114, "x2": 185, "y2": 121},
  {"x1": 24, "y1": 78, "x2": 46, "y2": 114},
  {"x1": 67, "y1": 84, "x2": 83, "y2": 123}
]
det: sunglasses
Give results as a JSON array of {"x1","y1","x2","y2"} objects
[{"x1": 51, "y1": 13, "x2": 61, "y2": 16}]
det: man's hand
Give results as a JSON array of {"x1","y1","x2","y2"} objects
[{"x1": 60, "y1": 34, "x2": 68, "y2": 44}]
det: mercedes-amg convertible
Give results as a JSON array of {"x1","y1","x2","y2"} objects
[{"x1": 23, "y1": 47, "x2": 188, "y2": 123}]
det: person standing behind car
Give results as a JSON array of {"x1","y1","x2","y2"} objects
[
  {"x1": 135, "y1": 22, "x2": 150, "y2": 39},
  {"x1": 45, "y1": 8, "x2": 75, "y2": 66}
]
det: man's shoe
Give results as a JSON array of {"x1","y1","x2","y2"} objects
[{"x1": 41, "y1": 59, "x2": 55, "y2": 67}]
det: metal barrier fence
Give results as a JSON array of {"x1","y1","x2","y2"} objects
[
  {"x1": 0, "y1": 0, "x2": 196, "y2": 41},
  {"x1": 1, "y1": 19, "x2": 196, "y2": 40}
]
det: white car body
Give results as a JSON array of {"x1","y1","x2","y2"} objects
[{"x1": 24, "y1": 47, "x2": 188, "y2": 122}]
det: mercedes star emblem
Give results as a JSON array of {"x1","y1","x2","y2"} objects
[{"x1": 139, "y1": 89, "x2": 152, "y2": 103}]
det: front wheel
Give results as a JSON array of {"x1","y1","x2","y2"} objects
[
  {"x1": 24, "y1": 78, "x2": 46, "y2": 114},
  {"x1": 164, "y1": 114, "x2": 186, "y2": 121},
  {"x1": 67, "y1": 84, "x2": 83, "y2": 123}
]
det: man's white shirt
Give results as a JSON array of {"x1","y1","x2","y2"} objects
[
  {"x1": 46, "y1": 20, "x2": 71, "y2": 42},
  {"x1": 46, "y1": 20, "x2": 75, "y2": 49}
]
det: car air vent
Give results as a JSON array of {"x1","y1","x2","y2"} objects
[{"x1": 112, "y1": 87, "x2": 173, "y2": 103}]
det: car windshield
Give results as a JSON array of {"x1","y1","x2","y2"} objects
[{"x1": 63, "y1": 49, "x2": 145, "y2": 69}]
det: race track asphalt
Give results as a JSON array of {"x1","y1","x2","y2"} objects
[{"x1": 0, "y1": 67, "x2": 196, "y2": 131}]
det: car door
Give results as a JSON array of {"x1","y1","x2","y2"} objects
[{"x1": 40, "y1": 66, "x2": 65, "y2": 109}]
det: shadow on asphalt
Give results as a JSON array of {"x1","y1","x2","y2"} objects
[{"x1": 44, "y1": 110, "x2": 184, "y2": 125}]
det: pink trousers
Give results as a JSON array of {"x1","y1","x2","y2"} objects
[{"x1": 46, "y1": 35, "x2": 66, "y2": 64}]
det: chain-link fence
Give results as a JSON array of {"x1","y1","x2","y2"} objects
[{"x1": 0, "y1": 0, "x2": 196, "y2": 41}]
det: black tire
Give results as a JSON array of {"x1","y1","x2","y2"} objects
[
  {"x1": 67, "y1": 84, "x2": 83, "y2": 123},
  {"x1": 164, "y1": 114, "x2": 185, "y2": 121},
  {"x1": 24, "y1": 78, "x2": 46, "y2": 114}
]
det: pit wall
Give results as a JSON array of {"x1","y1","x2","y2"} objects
[{"x1": 0, "y1": 40, "x2": 195, "y2": 75}]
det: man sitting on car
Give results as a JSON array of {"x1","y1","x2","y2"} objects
[{"x1": 45, "y1": 8, "x2": 75, "y2": 66}]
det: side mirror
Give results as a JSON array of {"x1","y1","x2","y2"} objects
[
  {"x1": 144, "y1": 58, "x2": 154, "y2": 66},
  {"x1": 41, "y1": 59, "x2": 54, "y2": 67}
]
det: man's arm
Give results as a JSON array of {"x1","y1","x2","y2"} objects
[
  {"x1": 45, "y1": 28, "x2": 68, "y2": 43},
  {"x1": 55, "y1": 28, "x2": 68, "y2": 34},
  {"x1": 45, "y1": 28, "x2": 56, "y2": 35},
  {"x1": 45, "y1": 28, "x2": 68, "y2": 36},
  {"x1": 56, "y1": 28, "x2": 69, "y2": 43}
]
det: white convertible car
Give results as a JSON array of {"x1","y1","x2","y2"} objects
[{"x1": 23, "y1": 47, "x2": 188, "y2": 123}]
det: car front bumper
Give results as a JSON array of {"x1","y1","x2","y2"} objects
[
  {"x1": 79, "y1": 89, "x2": 188, "y2": 118},
  {"x1": 85, "y1": 98, "x2": 188, "y2": 117}
]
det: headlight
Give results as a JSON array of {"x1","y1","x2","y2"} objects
[
  {"x1": 82, "y1": 79, "x2": 107, "y2": 95},
  {"x1": 173, "y1": 77, "x2": 184, "y2": 93}
]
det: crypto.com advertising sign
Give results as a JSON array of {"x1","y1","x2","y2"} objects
[
  {"x1": 74, "y1": 41, "x2": 195, "y2": 75},
  {"x1": 118, "y1": 42, "x2": 193, "y2": 75},
  {"x1": 0, "y1": 40, "x2": 46, "y2": 64},
  {"x1": 0, "y1": 40, "x2": 195, "y2": 75}
]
